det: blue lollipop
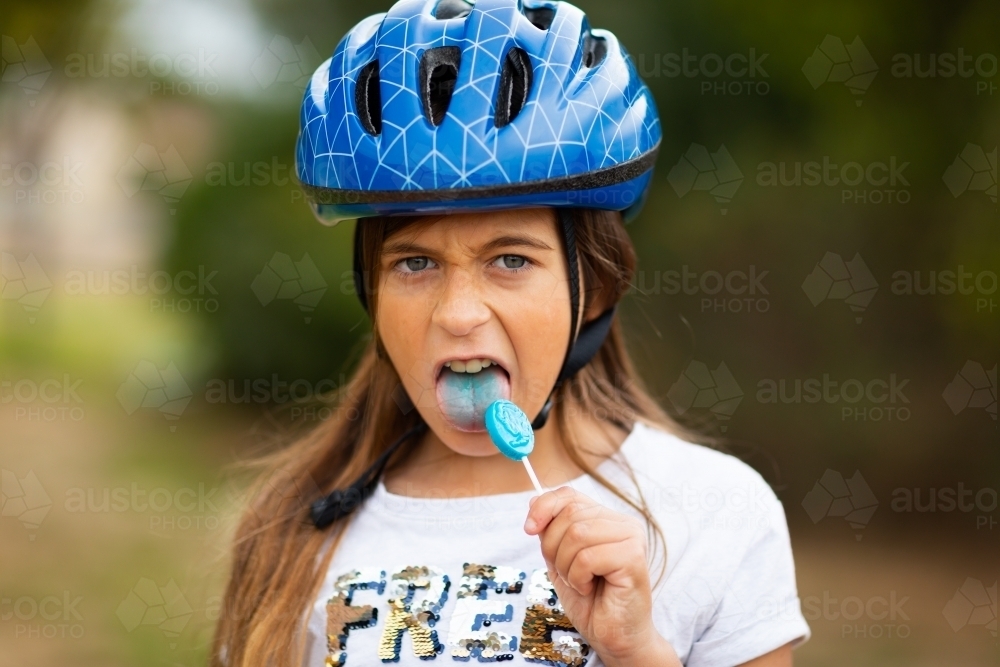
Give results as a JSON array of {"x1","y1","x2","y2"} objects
[
  {"x1": 485, "y1": 400, "x2": 533, "y2": 460},
  {"x1": 485, "y1": 400, "x2": 545, "y2": 494}
]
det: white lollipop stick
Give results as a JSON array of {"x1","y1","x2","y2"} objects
[{"x1": 522, "y1": 457, "x2": 546, "y2": 495}]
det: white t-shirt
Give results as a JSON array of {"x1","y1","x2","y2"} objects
[{"x1": 303, "y1": 421, "x2": 810, "y2": 666}]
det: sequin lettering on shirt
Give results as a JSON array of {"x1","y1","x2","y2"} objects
[
  {"x1": 448, "y1": 563, "x2": 526, "y2": 661},
  {"x1": 378, "y1": 565, "x2": 451, "y2": 661},
  {"x1": 519, "y1": 570, "x2": 590, "y2": 666},
  {"x1": 325, "y1": 568, "x2": 385, "y2": 667}
]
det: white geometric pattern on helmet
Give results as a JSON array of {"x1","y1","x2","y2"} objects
[{"x1": 297, "y1": 0, "x2": 660, "y2": 193}]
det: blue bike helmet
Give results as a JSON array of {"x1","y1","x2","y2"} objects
[{"x1": 295, "y1": 0, "x2": 661, "y2": 225}]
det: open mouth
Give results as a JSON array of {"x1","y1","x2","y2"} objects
[{"x1": 434, "y1": 358, "x2": 511, "y2": 432}]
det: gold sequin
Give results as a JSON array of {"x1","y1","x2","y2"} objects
[
  {"x1": 324, "y1": 569, "x2": 385, "y2": 666},
  {"x1": 458, "y1": 562, "x2": 525, "y2": 598},
  {"x1": 451, "y1": 630, "x2": 518, "y2": 660},
  {"x1": 377, "y1": 565, "x2": 450, "y2": 660},
  {"x1": 519, "y1": 570, "x2": 590, "y2": 666}
]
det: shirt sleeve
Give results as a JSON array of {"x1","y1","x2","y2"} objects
[{"x1": 685, "y1": 486, "x2": 811, "y2": 667}]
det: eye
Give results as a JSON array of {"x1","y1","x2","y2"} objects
[
  {"x1": 493, "y1": 255, "x2": 529, "y2": 270},
  {"x1": 396, "y1": 256, "x2": 435, "y2": 273}
]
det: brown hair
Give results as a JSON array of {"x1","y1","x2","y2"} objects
[{"x1": 210, "y1": 208, "x2": 685, "y2": 667}]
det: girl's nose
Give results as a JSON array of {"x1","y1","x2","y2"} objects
[{"x1": 431, "y1": 268, "x2": 491, "y2": 337}]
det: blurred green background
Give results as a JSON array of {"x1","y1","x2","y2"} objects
[{"x1": 1, "y1": 0, "x2": 997, "y2": 665}]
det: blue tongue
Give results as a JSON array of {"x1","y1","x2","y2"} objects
[{"x1": 437, "y1": 366, "x2": 506, "y2": 430}]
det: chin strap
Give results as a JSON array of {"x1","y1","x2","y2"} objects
[
  {"x1": 310, "y1": 421, "x2": 427, "y2": 529},
  {"x1": 530, "y1": 304, "x2": 616, "y2": 429},
  {"x1": 530, "y1": 208, "x2": 616, "y2": 430},
  {"x1": 352, "y1": 222, "x2": 370, "y2": 312}
]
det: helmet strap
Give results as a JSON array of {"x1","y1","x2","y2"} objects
[
  {"x1": 352, "y1": 222, "x2": 370, "y2": 312},
  {"x1": 559, "y1": 208, "x2": 582, "y2": 345},
  {"x1": 530, "y1": 209, "x2": 617, "y2": 429}
]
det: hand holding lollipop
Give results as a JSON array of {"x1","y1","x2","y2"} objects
[{"x1": 486, "y1": 400, "x2": 679, "y2": 664}]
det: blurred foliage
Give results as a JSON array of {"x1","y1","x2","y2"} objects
[{"x1": 165, "y1": 104, "x2": 368, "y2": 383}]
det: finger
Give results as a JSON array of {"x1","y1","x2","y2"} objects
[
  {"x1": 551, "y1": 520, "x2": 638, "y2": 590},
  {"x1": 541, "y1": 514, "x2": 632, "y2": 573},
  {"x1": 564, "y1": 540, "x2": 644, "y2": 597},
  {"x1": 523, "y1": 486, "x2": 595, "y2": 535},
  {"x1": 537, "y1": 500, "x2": 609, "y2": 564},
  {"x1": 545, "y1": 569, "x2": 594, "y2": 627}
]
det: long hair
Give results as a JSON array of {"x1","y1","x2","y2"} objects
[{"x1": 210, "y1": 208, "x2": 686, "y2": 667}]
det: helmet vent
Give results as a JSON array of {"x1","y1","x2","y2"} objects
[
  {"x1": 523, "y1": 6, "x2": 555, "y2": 30},
  {"x1": 355, "y1": 60, "x2": 382, "y2": 135},
  {"x1": 494, "y1": 47, "x2": 532, "y2": 128},
  {"x1": 420, "y1": 46, "x2": 461, "y2": 126},
  {"x1": 434, "y1": 0, "x2": 473, "y2": 19},
  {"x1": 582, "y1": 31, "x2": 607, "y2": 68}
]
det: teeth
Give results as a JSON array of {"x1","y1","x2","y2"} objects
[{"x1": 445, "y1": 358, "x2": 496, "y2": 374}]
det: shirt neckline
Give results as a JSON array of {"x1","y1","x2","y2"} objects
[{"x1": 366, "y1": 421, "x2": 646, "y2": 518}]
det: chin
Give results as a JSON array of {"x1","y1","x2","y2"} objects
[{"x1": 430, "y1": 414, "x2": 501, "y2": 457}]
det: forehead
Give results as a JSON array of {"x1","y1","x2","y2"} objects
[{"x1": 383, "y1": 207, "x2": 559, "y2": 249}]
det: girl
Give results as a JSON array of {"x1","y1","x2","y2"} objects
[{"x1": 212, "y1": 1, "x2": 809, "y2": 665}]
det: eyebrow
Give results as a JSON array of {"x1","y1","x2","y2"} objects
[
  {"x1": 479, "y1": 234, "x2": 554, "y2": 254},
  {"x1": 382, "y1": 233, "x2": 554, "y2": 257}
]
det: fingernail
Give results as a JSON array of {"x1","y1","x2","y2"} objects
[{"x1": 523, "y1": 517, "x2": 536, "y2": 532}]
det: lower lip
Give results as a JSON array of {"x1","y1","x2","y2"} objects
[{"x1": 435, "y1": 365, "x2": 511, "y2": 432}]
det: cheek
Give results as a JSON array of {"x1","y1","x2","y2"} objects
[
  {"x1": 378, "y1": 299, "x2": 445, "y2": 420},
  {"x1": 377, "y1": 293, "x2": 429, "y2": 377},
  {"x1": 504, "y1": 287, "x2": 571, "y2": 406}
]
